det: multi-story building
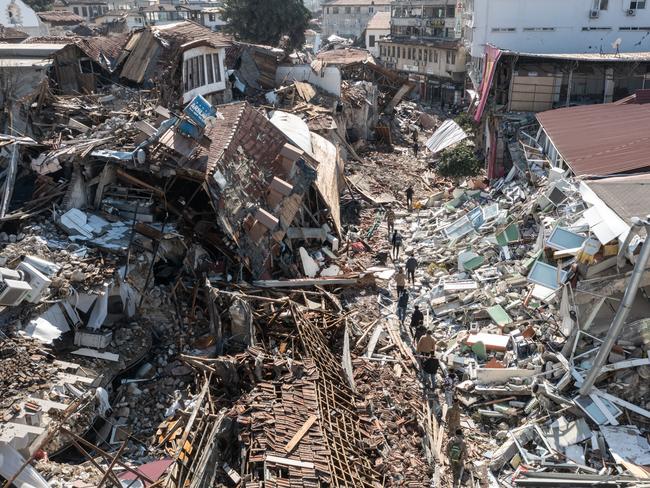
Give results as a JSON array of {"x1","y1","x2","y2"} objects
[
  {"x1": 365, "y1": 11, "x2": 390, "y2": 56},
  {"x1": 321, "y1": 0, "x2": 391, "y2": 39},
  {"x1": 378, "y1": 0, "x2": 467, "y2": 105},
  {"x1": 58, "y1": 0, "x2": 108, "y2": 21},
  {"x1": 462, "y1": 0, "x2": 650, "y2": 86}
]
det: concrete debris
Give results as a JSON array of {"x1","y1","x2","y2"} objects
[{"x1": 1, "y1": 20, "x2": 650, "y2": 488}]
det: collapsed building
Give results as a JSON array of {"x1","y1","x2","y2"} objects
[{"x1": 1, "y1": 16, "x2": 650, "y2": 488}]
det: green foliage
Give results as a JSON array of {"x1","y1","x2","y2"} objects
[
  {"x1": 23, "y1": 0, "x2": 52, "y2": 11},
  {"x1": 436, "y1": 142, "x2": 482, "y2": 178},
  {"x1": 221, "y1": 0, "x2": 311, "y2": 50},
  {"x1": 453, "y1": 113, "x2": 476, "y2": 136}
]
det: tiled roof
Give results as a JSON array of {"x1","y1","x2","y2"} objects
[
  {"x1": 23, "y1": 35, "x2": 77, "y2": 44},
  {"x1": 0, "y1": 25, "x2": 29, "y2": 40},
  {"x1": 153, "y1": 21, "x2": 232, "y2": 49},
  {"x1": 37, "y1": 10, "x2": 84, "y2": 23},
  {"x1": 75, "y1": 34, "x2": 129, "y2": 64},
  {"x1": 315, "y1": 47, "x2": 372, "y2": 65}
]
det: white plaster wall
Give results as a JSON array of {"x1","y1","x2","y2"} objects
[
  {"x1": 275, "y1": 65, "x2": 342, "y2": 97},
  {"x1": 182, "y1": 45, "x2": 227, "y2": 104},
  {"x1": 0, "y1": 0, "x2": 46, "y2": 35},
  {"x1": 469, "y1": 0, "x2": 650, "y2": 57},
  {"x1": 365, "y1": 27, "x2": 390, "y2": 57}
]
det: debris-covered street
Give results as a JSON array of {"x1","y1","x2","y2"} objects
[{"x1": 2, "y1": 2, "x2": 650, "y2": 487}]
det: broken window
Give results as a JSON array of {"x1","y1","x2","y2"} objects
[
  {"x1": 206, "y1": 53, "x2": 214, "y2": 84},
  {"x1": 212, "y1": 54, "x2": 221, "y2": 82},
  {"x1": 546, "y1": 227, "x2": 586, "y2": 251},
  {"x1": 527, "y1": 260, "x2": 568, "y2": 290},
  {"x1": 79, "y1": 58, "x2": 94, "y2": 74},
  {"x1": 369, "y1": 35, "x2": 375, "y2": 47},
  {"x1": 208, "y1": 13, "x2": 215, "y2": 21},
  {"x1": 631, "y1": 0, "x2": 646, "y2": 8},
  {"x1": 345, "y1": 6, "x2": 350, "y2": 13},
  {"x1": 446, "y1": 5, "x2": 455, "y2": 17},
  {"x1": 332, "y1": 6, "x2": 339, "y2": 14},
  {"x1": 82, "y1": 6, "x2": 88, "y2": 17},
  {"x1": 73, "y1": 6, "x2": 79, "y2": 14}
]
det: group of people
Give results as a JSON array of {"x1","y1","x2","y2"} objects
[{"x1": 384, "y1": 187, "x2": 467, "y2": 486}]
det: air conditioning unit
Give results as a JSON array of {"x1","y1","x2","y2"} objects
[
  {"x1": 627, "y1": 8, "x2": 636, "y2": 15},
  {"x1": 17, "y1": 262, "x2": 51, "y2": 304},
  {"x1": 589, "y1": 9, "x2": 600, "y2": 18},
  {"x1": 0, "y1": 276, "x2": 32, "y2": 306}
]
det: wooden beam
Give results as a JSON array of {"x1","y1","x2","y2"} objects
[{"x1": 284, "y1": 415, "x2": 318, "y2": 454}]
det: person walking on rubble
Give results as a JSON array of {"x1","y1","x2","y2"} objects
[
  {"x1": 413, "y1": 141, "x2": 420, "y2": 157},
  {"x1": 447, "y1": 429, "x2": 467, "y2": 487},
  {"x1": 392, "y1": 230, "x2": 403, "y2": 260},
  {"x1": 385, "y1": 206, "x2": 395, "y2": 235},
  {"x1": 443, "y1": 373, "x2": 458, "y2": 407},
  {"x1": 405, "y1": 185, "x2": 414, "y2": 212},
  {"x1": 416, "y1": 329, "x2": 436, "y2": 355},
  {"x1": 397, "y1": 290, "x2": 409, "y2": 324},
  {"x1": 405, "y1": 253, "x2": 418, "y2": 285},
  {"x1": 421, "y1": 352, "x2": 439, "y2": 389},
  {"x1": 446, "y1": 401, "x2": 461, "y2": 435},
  {"x1": 395, "y1": 267, "x2": 406, "y2": 298},
  {"x1": 410, "y1": 305, "x2": 424, "y2": 336}
]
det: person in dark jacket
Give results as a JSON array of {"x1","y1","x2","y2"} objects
[
  {"x1": 410, "y1": 305, "x2": 424, "y2": 335},
  {"x1": 405, "y1": 185, "x2": 414, "y2": 211},
  {"x1": 396, "y1": 290, "x2": 409, "y2": 324},
  {"x1": 405, "y1": 254, "x2": 418, "y2": 285},
  {"x1": 421, "y1": 353, "x2": 439, "y2": 388},
  {"x1": 391, "y1": 230, "x2": 403, "y2": 260}
]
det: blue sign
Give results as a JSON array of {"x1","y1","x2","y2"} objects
[{"x1": 183, "y1": 95, "x2": 216, "y2": 129}]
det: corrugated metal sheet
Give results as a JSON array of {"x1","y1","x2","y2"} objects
[
  {"x1": 536, "y1": 103, "x2": 650, "y2": 176},
  {"x1": 425, "y1": 119, "x2": 467, "y2": 154}
]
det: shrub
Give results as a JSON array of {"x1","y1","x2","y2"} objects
[{"x1": 436, "y1": 142, "x2": 482, "y2": 178}]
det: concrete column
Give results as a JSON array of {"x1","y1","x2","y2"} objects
[{"x1": 603, "y1": 67, "x2": 615, "y2": 103}]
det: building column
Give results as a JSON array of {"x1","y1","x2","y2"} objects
[{"x1": 603, "y1": 67, "x2": 614, "y2": 103}]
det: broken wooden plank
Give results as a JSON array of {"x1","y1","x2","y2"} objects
[
  {"x1": 265, "y1": 455, "x2": 315, "y2": 469},
  {"x1": 253, "y1": 277, "x2": 359, "y2": 288},
  {"x1": 284, "y1": 415, "x2": 318, "y2": 454}
]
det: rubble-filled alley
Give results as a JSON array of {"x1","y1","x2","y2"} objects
[{"x1": 1, "y1": 17, "x2": 650, "y2": 488}]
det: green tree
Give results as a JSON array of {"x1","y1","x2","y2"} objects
[
  {"x1": 436, "y1": 142, "x2": 482, "y2": 178},
  {"x1": 23, "y1": 0, "x2": 52, "y2": 11},
  {"x1": 222, "y1": 0, "x2": 311, "y2": 50}
]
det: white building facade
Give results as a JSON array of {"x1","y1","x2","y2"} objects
[
  {"x1": 321, "y1": 0, "x2": 391, "y2": 39},
  {"x1": 365, "y1": 10, "x2": 390, "y2": 56},
  {"x1": 465, "y1": 0, "x2": 650, "y2": 59}
]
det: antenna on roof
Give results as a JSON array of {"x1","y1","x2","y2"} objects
[{"x1": 612, "y1": 37, "x2": 622, "y2": 55}]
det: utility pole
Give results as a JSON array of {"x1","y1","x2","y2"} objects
[{"x1": 579, "y1": 215, "x2": 650, "y2": 395}]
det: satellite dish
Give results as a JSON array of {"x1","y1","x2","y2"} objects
[{"x1": 612, "y1": 37, "x2": 622, "y2": 52}]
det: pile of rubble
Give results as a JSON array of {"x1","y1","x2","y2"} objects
[{"x1": 376, "y1": 129, "x2": 650, "y2": 485}]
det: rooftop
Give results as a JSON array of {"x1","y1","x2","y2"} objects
[
  {"x1": 323, "y1": 0, "x2": 391, "y2": 5},
  {"x1": 367, "y1": 11, "x2": 390, "y2": 30},
  {"x1": 501, "y1": 49, "x2": 650, "y2": 63},
  {"x1": 315, "y1": 47, "x2": 373, "y2": 65},
  {"x1": 537, "y1": 102, "x2": 650, "y2": 176},
  {"x1": 0, "y1": 25, "x2": 28, "y2": 41},
  {"x1": 153, "y1": 20, "x2": 231, "y2": 48},
  {"x1": 37, "y1": 10, "x2": 85, "y2": 23},
  {"x1": 584, "y1": 174, "x2": 650, "y2": 226}
]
